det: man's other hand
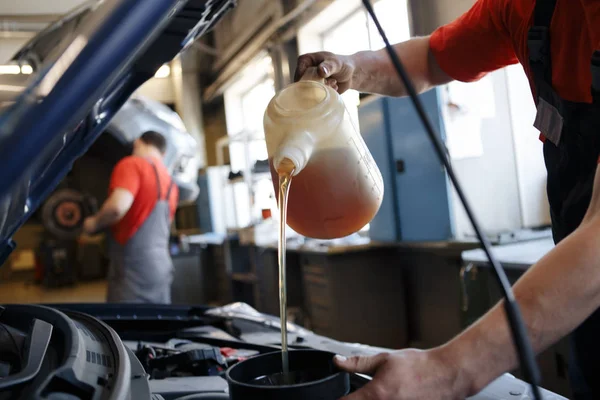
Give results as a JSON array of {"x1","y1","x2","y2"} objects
[
  {"x1": 295, "y1": 52, "x2": 356, "y2": 94},
  {"x1": 334, "y1": 349, "x2": 470, "y2": 400},
  {"x1": 82, "y1": 216, "x2": 98, "y2": 236}
]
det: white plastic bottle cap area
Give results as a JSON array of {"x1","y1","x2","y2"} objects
[{"x1": 273, "y1": 130, "x2": 315, "y2": 175}]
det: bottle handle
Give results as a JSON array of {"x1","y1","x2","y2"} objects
[{"x1": 300, "y1": 66, "x2": 325, "y2": 84}]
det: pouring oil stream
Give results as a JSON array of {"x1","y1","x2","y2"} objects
[{"x1": 277, "y1": 158, "x2": 295, "y2": 380}]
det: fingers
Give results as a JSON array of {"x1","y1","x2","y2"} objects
[
  {"x1": 294, "y1": 52, "x2": 342, "y2": 82},
  {"x1": 340, "y1": 380, "x2": 385, "y2": 400},
  {"x1": 295, "y1": 53, "x2": 319, "y2": 82},
  {"x1": 334, "y1": 353, "x2": 388, "y2": 376},
  {"x1": 325, "y1": 78, "x2": 338, "y2": 91}
]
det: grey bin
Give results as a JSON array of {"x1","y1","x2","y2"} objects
[
  {"x1": 299, "y1": 247, "x2": 408, "y2": 350},
  {"x1": 171, "y1": 244, "x2": 218, "y2": 305}
]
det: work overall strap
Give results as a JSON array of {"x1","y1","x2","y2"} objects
[
  {"x1": 148, "y1": 158, "x2": 175, "y2": 202},
  {"x1": 528, "y1": 0, "x2": 556, "y2": 88}
]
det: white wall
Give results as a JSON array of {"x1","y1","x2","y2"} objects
[
  {"x1": 444, "y1": 67, "x2": 549, "y2": 237},
  {"x1": 0, "y1": 37, "x2": 29, "y2": 63},
  {"x1": 0, "y1": 0, "x2": 88, "y2": 63},
  {"x1": 445, "y1": 70, "x2": 523, "y2": 238},
  {"x1": 408, "y1": 0, "x2": 475, "y2": 35},
  {"x1": 506, "y1": 65, "x2": 551, "y2": 228},
  {"x1": 135, "y1": 77, "x2": 175, "y2": 104},
  {"x1": 429, "y1": 0, "x2": 477, "y2": 24}
]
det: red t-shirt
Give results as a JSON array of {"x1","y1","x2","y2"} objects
[
  {"x1": 109, "y1": 156, "x2": 179, "y2": 245},
  {"x1": 430, "y1": 0, "x2": 600, "y2": 104}
]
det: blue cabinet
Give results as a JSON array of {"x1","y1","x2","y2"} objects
[{"x1": 360, "y1": 90, "x2": 454, "y2": 242}]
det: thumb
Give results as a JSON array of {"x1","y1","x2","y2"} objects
[{"x1": 334, "y1": 353, "x2": 388, "y2": 376}]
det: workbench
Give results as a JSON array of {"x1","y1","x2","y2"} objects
[
  {"x1": 461, "y1": 237, "x2": 555, "y2": 270},
  {"x1": 248, "y1": 236, "x2": 480, "y2": 351}
]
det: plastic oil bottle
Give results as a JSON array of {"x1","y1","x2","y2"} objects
[{"x1": 264, "y1": 67, "x2": 384, "y2": 240}]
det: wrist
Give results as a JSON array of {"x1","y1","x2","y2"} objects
[
  {"x1": 434, "y1": 341, "x2": 478, "y2": 397},
  {"x1": 347, "y1": 52, "x2": 364, "y2": 91}
]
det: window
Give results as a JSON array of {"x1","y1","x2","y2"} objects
[
  {"x1": 299, "y1": 0, "x2": 411, "y2": 55},
  {"x1": 224, "y1": 52, "x2": 275, "y2": 172},
  {"x1": 366, "y1": 0, "x2": 412, "y2": 51},
  {"x1": 223, "y1": 52, "x2": 277, "y2": 226},
  {"x1": 299, "y1": 0, "x2": 411, "y2": 126},
  {"x1": 321, "y1": 10, "x2": 371, "y2": 56}
]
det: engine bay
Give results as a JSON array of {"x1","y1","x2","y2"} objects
[
  {"x1": 0, "y1": 303, "x2": 372, "y2": 400},
  {"x1": 0, "y1": 303, "x2": 564, "y2": 400}
]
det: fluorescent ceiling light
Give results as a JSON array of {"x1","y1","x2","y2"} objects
[
  {"x1": 0, "y1": 65, "x2": 21, "y2": 75},
  {"x1": 20, "y1": 65, "x2": 33, "y2": 74},
  {"x1": 154, "y1": 64, "x2": 171, "y2": 78},
  {"x1": 0, "y1": 85, "x2": 25, "y2": 92}
]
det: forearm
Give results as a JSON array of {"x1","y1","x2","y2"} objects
[
  {"x1": 91, "y1": 205, "x2": 123, "y2": 231},
  {"x1": 87, "y1": 188, "x2": 134, "y2": 232},
  {"x1": 349, "y1": 36, "x2": 450, "y2": 96},
  {"x1": 441, "y1": 220, "x2": 600, "y2": 395}
]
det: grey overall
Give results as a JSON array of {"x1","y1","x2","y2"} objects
[{"x1": 106, "y1": 159, "x2": 175, "y2": 304}]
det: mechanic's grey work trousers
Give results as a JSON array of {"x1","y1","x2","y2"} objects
[{"x1": 106, "y1": 165, "x2": 175, "y2": 304}]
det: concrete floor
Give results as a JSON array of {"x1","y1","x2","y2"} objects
[{"x1": 0, "y1": 280, "x2": 107, "y2": 304}]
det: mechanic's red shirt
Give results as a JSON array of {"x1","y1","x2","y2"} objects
[
  {"x1": 109, "y1": 156, "x2": 178, "y2": 245},
  {"x1": 429, "y1": 0, "x2": 600, "y2": 104}
]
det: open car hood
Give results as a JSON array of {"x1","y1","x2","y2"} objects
[{"x1": 0, "y1": 0, "x2": 235, "y2": 264}]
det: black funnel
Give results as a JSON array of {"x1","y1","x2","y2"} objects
[{"x1": 226, "y1": 350, "x2": 350, "y2": 400}]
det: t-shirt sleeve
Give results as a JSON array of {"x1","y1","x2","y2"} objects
[
  {"x1": 429, "y1": 0, "x2": 519, "y2": 82},
  {"x1": 109, "y1": 157, "x2": 141, "y2": 197}
]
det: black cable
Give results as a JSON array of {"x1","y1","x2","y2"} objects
[{"x1": 361, "y1": 1, "x2": 543, "y2": 399}]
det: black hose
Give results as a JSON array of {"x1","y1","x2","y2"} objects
[{"x1": 361, "y1": 1, "x2": 543, "y2": 399}]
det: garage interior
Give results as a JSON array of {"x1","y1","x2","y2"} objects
[{"x1": 0, "y1": 0, "x2": 580, "y2": 399}]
